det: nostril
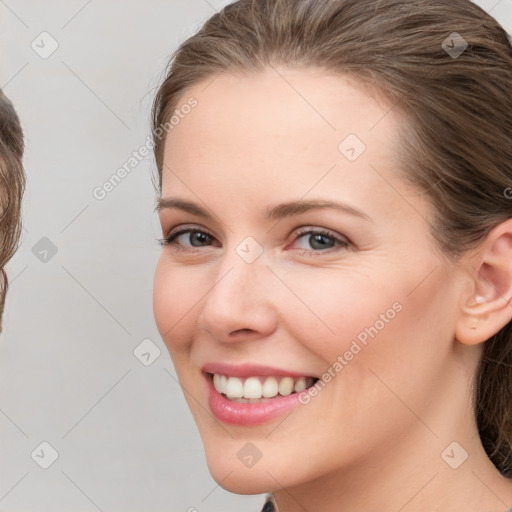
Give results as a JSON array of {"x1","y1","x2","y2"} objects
[{"x1": 229, "y1": 328, "x2": 255, "y2": 337}]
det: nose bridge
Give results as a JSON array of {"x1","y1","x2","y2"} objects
[
  {"x1": 208, "y1": 240, "x2": 266, "y2": 309},
  {"x1": 197, "y1": 237, "x2": 276, "y2": 339},
  {"x1": 212, "y1": 234, "x2": 268, "y2": 298}
]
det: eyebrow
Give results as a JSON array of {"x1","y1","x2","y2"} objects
[{"x1": 156, "y1": 197, "x2": 372, "y2": 222}]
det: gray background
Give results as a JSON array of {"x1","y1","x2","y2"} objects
[{"x1": 0, "y1": 1, "x2": 510, "y2": 511}]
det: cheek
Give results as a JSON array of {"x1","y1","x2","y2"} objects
[
  {"x1": 152, "y1": 258, "x2": 200, "y2": 353},
  {"x1": 283, "y1": 268, "x2": 404, "y2": 361},
  {"x1": 286, "y1": 260, "x2": 454, "y2": 389}
]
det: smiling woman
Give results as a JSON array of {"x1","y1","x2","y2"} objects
[{"x1": 150, "y1": 1, "x2": 512, "y2": 511}]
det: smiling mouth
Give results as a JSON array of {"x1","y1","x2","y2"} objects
[{"x1": 209, "y1": 373, "x2": 319, "y2": 402}]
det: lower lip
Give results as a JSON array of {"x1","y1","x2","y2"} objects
[{"x1": 205, "y1": 373, "x2": 310, "y2": 426}]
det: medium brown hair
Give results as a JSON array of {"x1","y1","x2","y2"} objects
[
  {"x1": 0, "y1": 88, "x2": 25, "y2": 332},
  {"x1": 152, "y1": 0, "x2": 512, "y2": 476}
]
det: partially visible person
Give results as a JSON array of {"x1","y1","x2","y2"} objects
[{"x1": 0, "y1": 87, "x2": 26, "y2": 331}]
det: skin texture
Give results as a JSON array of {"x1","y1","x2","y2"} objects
[{"x1": 153, "y1": 67, "x2": 512, "y2": 512}]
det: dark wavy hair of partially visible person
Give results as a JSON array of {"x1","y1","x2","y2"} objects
[{"x1": 0, "y1": 87, "x2": 25, "y2": 332}]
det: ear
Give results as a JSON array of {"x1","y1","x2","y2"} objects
[{"x1": 455, "y1": 218, "x2": 512, "y2": 346}]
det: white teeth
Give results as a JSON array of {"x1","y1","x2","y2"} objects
[
  {"x1": 220, "y1": 375, "x2": 227, "y2": 394},
  {"x1": 213, "y1": 374, "x2": 222, "y2": 392},
  {"x1": 213, "y1": 374, "x2": 314, "y2": 400},
  {"x1": 262, "y1": 377, "x2": 279, "y2": 398},
  {"x1": 244, "y1": 377, "x2": 263, "y2": 399},
  {"x1": 225, "y1": 376, "x2": 244, "y2": 399},
  {"x1": 294, "y1": 376, "x2": 307, "y2": 392},
  {"x1": 278, "y1": 377, "x2": 294, "y2": 396}
]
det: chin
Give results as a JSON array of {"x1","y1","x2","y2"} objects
[
  {"x1": 203, "y1": 446, "x2": 282, "y2": 495},
  {"x1": 214, "y1": 474, "x2": 272, "y2": 495}
]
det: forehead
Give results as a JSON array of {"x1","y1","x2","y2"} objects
[{"x1": 161, "y1": 67, "x2": 408, "y2": 213}]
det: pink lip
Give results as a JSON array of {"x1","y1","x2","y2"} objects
[
  {"x1": 203, "y1": 372, "x2": 310, "y2": 426},
  {"x1": 201, "y1": 362, "x2": 316, "y2": 379}
]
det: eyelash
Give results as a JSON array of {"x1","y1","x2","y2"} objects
[{"x1": 158, "y1": 225, "x2": 351, "y2": 256}]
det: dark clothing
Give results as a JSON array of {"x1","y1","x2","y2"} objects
[
  {"x1": 260, "y1": 493, "x2": 277, "y2": 512},
  {"x1": 259, "y1": 493, "x2": 512, "y2": 512}
]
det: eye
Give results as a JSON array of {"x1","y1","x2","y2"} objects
[
  {"x1": 288, "y1": 227, "x2": 350, "y2": 254},
  {"x1": 159, "y1": 226, "x2": 219, "y2": 250}
]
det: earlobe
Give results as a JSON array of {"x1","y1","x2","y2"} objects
[{"x1": 455, "y1": 219, "x2": 512, "y2": 346}]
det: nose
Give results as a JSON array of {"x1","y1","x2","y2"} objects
[{"x1": 196, "y1": 244, "x2": 278, "y2": 343}]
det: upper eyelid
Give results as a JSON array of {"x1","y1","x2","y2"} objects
[
  {"x1": 167, "y1": 224, "x2": 215, "y2": 239},
  {"x1": 166, "y1": 224, "x2": 341, "y2": 237}
]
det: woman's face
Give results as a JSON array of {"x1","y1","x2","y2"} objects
[{"x1": 153, "y1": 67, "x2": 469, "y2": 493}]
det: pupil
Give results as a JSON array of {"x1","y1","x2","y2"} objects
[
  {"x1": 191, "y1": 232, "x2": 209, "y2": 246},
  {"x1": 311, "y1": 234, "x2": 333, "y2": 250}
]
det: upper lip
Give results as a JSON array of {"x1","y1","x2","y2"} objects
[{"x1": 201, "y1": 362, "x2": 318, "y2": 379}]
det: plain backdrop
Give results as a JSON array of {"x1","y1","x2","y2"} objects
[{"x1": 0, "y1": 1, "x2": 511, "y2": 511}]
